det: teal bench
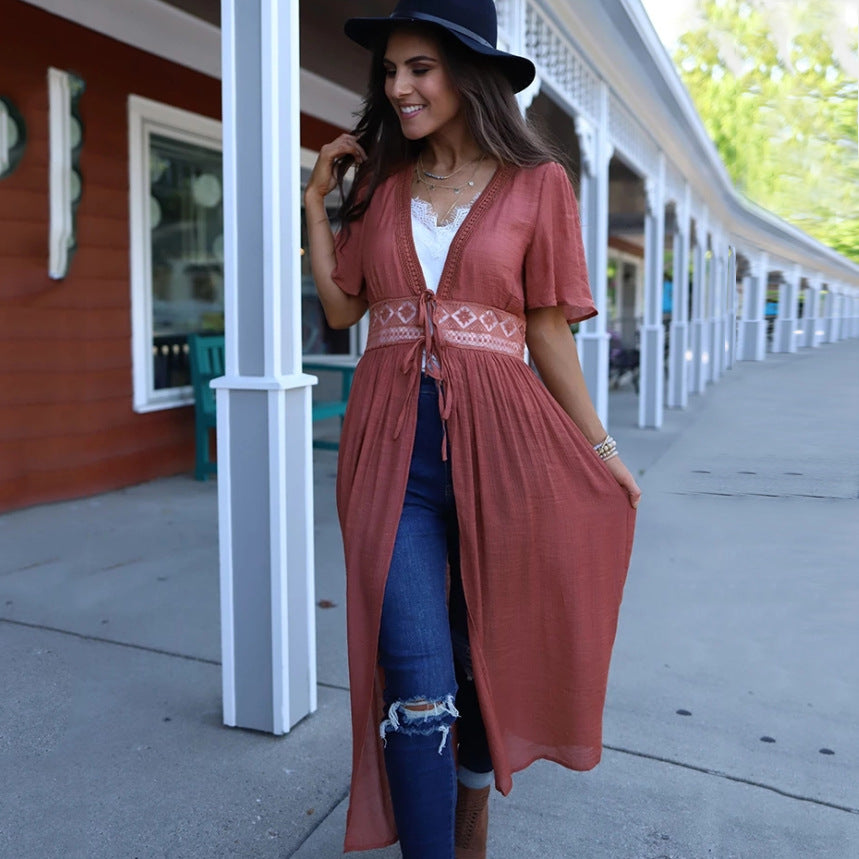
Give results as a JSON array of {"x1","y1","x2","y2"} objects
[
  {"x1": 187, "y1": 334, "x2": 224, "y2": 481},
  {"x1": 187, "y1": 334, "x2": 356, "y2": 479},
  {"x1": 302, "y1": 358, "x2": 356, "y2": 451}
]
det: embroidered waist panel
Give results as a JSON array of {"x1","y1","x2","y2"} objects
[{"x1": 366, "y1": 297, "x2": 526, "y2": 360}]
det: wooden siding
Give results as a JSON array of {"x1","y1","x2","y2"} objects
[
  {"x1": 0, "y1": 2, "x2": 346, "y2": 513},
  {"x1": 0, "y1": 1, "x2": 211, "y2": 511}
]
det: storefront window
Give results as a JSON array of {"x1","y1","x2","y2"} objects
[
  {"x1": 150, "y1": 134, "x2": 224, "y2": 389},
  {"x1": 130, "y1": 96, "x2": 224, "y2": 411},
  {"x1": 130, "y1": 96, "x2": 359, "y2": 412}
]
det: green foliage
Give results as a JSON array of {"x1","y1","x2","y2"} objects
[{"x1": 674, "y1": 0, "x2": 859, "y2": 262}]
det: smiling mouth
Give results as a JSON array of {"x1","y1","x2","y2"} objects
[{"x1": 400, "y1": 105, "x2": 425, "y2": 118}]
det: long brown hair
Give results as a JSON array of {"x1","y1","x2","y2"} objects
[{"x1": 335, "y1": 23, "x2": 566, "y2": 224}]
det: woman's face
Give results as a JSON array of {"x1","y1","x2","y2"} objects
[{"x1": 383, "y1": 29, "x2": 463, "y2": 141}]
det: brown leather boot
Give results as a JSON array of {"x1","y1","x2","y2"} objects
[{"x1": 454, "y1": 784, "x2": 490, "y2": 858}]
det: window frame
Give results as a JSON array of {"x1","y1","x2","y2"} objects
[{"x1": 128, "y1": 94, "x2": 223, "y2": 412}]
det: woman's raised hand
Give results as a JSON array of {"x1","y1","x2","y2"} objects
[
  {"x1": 305, "y1": 134, "x2": 367, "y2": 202},
  {"x1": 302, "y1": 134, "x2": 369, "y2": 330}
]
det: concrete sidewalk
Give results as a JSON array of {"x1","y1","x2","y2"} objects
[{"x1": 1, "y1": 340, "x2": 858, "y2": 858}]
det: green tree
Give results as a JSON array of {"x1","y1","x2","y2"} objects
[{"x1": 674, "y1": 0, "x2": 859, "y2": 261}]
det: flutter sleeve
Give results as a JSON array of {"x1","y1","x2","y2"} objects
[
  {"x1": 331, "y1": 214, "x2": 366, "y2": 297},
  {"x1": 523, "y1": 161, "x2": 597, "y2": 324}
]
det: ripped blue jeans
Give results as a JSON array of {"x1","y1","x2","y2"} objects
[{"x1": 378, "y1": 377, "x2": 491, "y2": 858}]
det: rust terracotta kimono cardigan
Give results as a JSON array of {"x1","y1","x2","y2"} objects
[{"x1": 332, "y1": 161, "x2": 636, "y2": 852}]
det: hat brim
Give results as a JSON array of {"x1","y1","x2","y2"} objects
[{"x1": 344, "y1": 16, "x2": 536, "y2": 93}]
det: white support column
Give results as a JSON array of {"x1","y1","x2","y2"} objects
[
  {"x1": 846, "y1": 291, "x2": 855, "y2": 338},
  {"x1": 667, "y1": 184, "x2": 690, "y2": 408},
  {"x1": 705, "y1": 236, "x2": 724, "y2": 382},
  {"x1": 802, "y1": 275, "x2": 820, "y2": 348},
  {"x1": 850, "y1": 287, "x2": 859, "y2": 337},
  {"x1": 821, "y1": 285, "x2": 836, "y2": 343},
  {"x1": 773, "y1": 265, "x2": 800, "y2": 353},
  {"x1": 689, "y1": 216, "x2": 708, "y2": 392},
  {"x1": 724, "y1": 246, "x2": 738, "y2": 369},
  {"x1": 833, "y1": 286, "x2": 845, "y2": 341},
  {"x1": 638, "y1": 158, "x2": 666, "y2": 428},
  {"x1": 849, "y1": 287, "x2": 859, "y2": 338},
  {"x1": 575, "y1": 88, "x2": 612, "y2": 427},
  {"x1": 214, "y1": 0, "x2": 317, "y2": 735},
  {"x1": 737, "y1": 252, "x2": 768, "y2": 361},
  {"x1": 718, "y1": 249, "x2": 730, "y2": 373}
]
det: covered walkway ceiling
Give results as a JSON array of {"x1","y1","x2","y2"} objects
[{"x1": 161, "y1": 0, "x2": 391, "y2": 92}]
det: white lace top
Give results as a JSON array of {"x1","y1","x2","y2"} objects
[{"x1": 411, "y1": 196, "x2": 476, "y2": 292}]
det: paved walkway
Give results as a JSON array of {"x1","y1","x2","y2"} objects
[{"x1": 1, "y1": 340, "x2": 858, "y2": 858}]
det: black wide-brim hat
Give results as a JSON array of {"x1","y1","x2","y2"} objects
[{"x1": 345, "y1": 0, "x2": 536, "y2": 93}]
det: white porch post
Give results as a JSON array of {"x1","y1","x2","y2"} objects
[
  {"x1": 802, "y1": 275, "x2": 820, "y2": 348},
  {"x1": 773, "y1": 265, "x2": 800, "y2": 353},
  {"x1": 575, "y1": 93, "x2": 612, "y2": 427},
  {"x1": 689, "y1": 219, "x2": 707, "y2": 392},
  {"x1": 737, "y1": 251, "x2": 768, "y2": 361},
  {"x1": 667, "y1": 184, "x2": 690, "y2": 408},
  {"x1": 718, "y1": 248, "x2": 730, "y2": 374},
  {"x1": 850, "y1": 287, "x2": 859, "y2": 337},
  {"x1": 821, "y1": 285, "x2": 836, "y2": 343},
  {"x1": 214, "y1": 0, "x2": 317, "y2": 735},
  {"x1": 705, "y1": 237, "x2": 724, "y2": 382},
  {"x1": 724, "y1": 246, "x2": 738, "y2": 369},
  {"x1": 846, "y1": 291, "x2": 855, "y2": 338},
  {"x1": 638, "y1": 159, "x2": 666, "y2": 428},
  {"x1": 833, "y1": 286, "x2": 845, "y2": 341},
  {"x1": 849, "y1": 287, "x2": 859, "y2": 337}
]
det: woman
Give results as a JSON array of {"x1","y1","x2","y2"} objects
[{"x1": 304, "y1": 1, "x2": 640, "y2": 855}]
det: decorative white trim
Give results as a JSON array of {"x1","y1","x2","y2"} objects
[
  {"x1": 575, "y1": 116, "x2": 597, "y2": 178},
  {"x1": 210, "y1": 373, "x2": 317, "y2": 392},
  {"x1": 48, "y1": 68, "x2": 75, "y2": 280},
  {"x1": 609, "y1": 90, "x2": 659, "y2": 178},
  {"x1": 21, "y1": 0, "x2": 220, "y2": 79},
  {"x1": 0, "y1": 100, "x2": 11, "y2": 175},
  {"x1": 517, "y1": 74, "x2": 542, "y2": 113},
  {"x1": 525, "y1": 1, "x2": 600, "y2": 122},
  {"x1": 128, "y1": 94, "x2": 223, "y2": 412}
]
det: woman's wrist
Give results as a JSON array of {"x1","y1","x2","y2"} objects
[{"x1": 303, "y1": 187, "x2": 327, "y2": 212}]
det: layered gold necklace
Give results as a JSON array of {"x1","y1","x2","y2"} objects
[{"x1": 414, "y1": 154, "x2": 485, "y2": 225}]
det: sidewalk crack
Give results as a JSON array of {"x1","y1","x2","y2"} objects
[
  {"x1": 0, "y1": 617, "x2": 220, "y2": 666},
  {"x1": 604, "y1": 743, "x2": 859, "y2": 815},
  {"x1": 286, "y1": 786, "x2": 350, "y2": 858}
]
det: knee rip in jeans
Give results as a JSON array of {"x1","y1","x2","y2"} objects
[{"x1": 379, "y1": 693, "x2": 459, "y2": 754}]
